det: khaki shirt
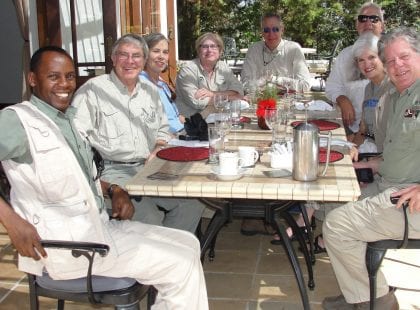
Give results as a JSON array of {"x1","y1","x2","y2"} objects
[
  {"x1": 175, "y1": 58, "x2": 244, "y2": 117},
  {"x1": 72, "y1": 71, "x2": 171, "y2": 162},
  {"x1": 241, "y1": 40, "x2": 311, "y2": 91},
  {"x1": 379, "y1": 79, "x2": 420, "y2": 183}
]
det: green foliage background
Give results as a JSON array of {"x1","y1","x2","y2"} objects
[{"x1": 177, "y1": 0, "x2": 419, "y2": 59}]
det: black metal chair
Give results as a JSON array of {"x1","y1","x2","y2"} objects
[
  {"x1": 28, "y1": 240, "x2": 153, "y2": 310},
  {"x1": 366, "y1": 203, "x2": 420, "y2": 310},
  {"x1": 222, "y1": 36, "x2": 244, "y2": 78},
  {"x1": 311, "y1": 40, "x2": 342, "y2": 91}
]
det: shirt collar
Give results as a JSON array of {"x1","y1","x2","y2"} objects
[
  {"x1": 263, "y1": 39, "x2": 284, "y2": 54},
  {"x1": 30, "y1": 95, "x2": 75, "y2": 121},
  {"x1": 110, "y1": 70, "x2": 141, "y2": 95}
]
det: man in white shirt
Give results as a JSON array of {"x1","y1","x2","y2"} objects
[
  {"x1": 241, "y1": 12, "x2": 312, "y2": 92},
  {"x1": 326, "y1": 2, "x2": 384, "y2": 137}
]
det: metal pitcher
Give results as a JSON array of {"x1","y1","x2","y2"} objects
[{"x1": 292, "y1": 122, "x2": 332, "y2": 181}]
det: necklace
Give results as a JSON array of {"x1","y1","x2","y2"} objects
[{"x1": 263, "y1": 47, "x2": 277, "y2": 66}]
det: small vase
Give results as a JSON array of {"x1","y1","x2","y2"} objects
[{"x1": 257, "y1": 117, "x2": 270, "y2": 130}]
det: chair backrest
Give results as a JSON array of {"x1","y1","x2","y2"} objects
[
  {"x1": 326, "y1": 40, "x2": 342, "y2": 73},
  {"x1": 223, "y1": 36, "x2": 239, "y2": 59}
]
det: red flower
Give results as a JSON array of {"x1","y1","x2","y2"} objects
[{"x1": 256, "y1": 98, "x2": 276, "y2": 117}]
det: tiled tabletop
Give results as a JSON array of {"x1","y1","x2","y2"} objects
[{"x1": 126, "y1": 113, "x2": 361, "y2": 202}]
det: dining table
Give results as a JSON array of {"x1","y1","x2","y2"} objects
[{"x1": 125, "y1": 106, "x2": 361, "y2": 310}]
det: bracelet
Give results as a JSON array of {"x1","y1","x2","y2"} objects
[{"x1": 107, "y1": 184, "x2": 119, "y2": 199}]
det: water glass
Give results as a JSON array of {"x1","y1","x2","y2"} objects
[
  {"x1": 272, "y1": 110, "x2": 288, "y2": 144},
  {"x1": 264, "y1": 108, "x2": 278, "y2": 130},
  {"x1": 208, "y1": 125, "x2": 224, "y2": 164},
  {"x1": 230, "y1": 100, "x2": 242, "y2": 129},
  {"x1": 214, "y1": 94, "x2": 228, "y2": 112}
]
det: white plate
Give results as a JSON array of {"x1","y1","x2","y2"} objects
[{"x1": 210, "y1": 166, "x2": 246, "y2": 181}]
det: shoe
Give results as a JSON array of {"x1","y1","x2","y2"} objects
[
  {"x1": 314, "y1": 234, "x2": 327, "y2": 254},
  {"x1": 323, "y1": 290, "x2": 399, "y2": 310},
  {"x1": 240, "y1": 219, "x2": 275, "y2": 236},
  {"x1": 322, "y1": 294, "x2": 353, "y2": 309},
  {"x1": 353, "y1": 290, "x2": 399, "y2": 310},
  {"x1": 270, "y1": 227, "x2": 309, "y2": 245}
]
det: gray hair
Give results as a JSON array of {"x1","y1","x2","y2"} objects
[
  {"x1": 195, "y1": 32, "x2": 224, "y2": 55},
  {"x1": 261, "y1": 12, "x2": 284, "y2": 29},
  {"x1": 353, "y1": 32, "x2": 379, "y2": 59},
  {"x1": 357, "y1": 2, "x2": 384, "y2": 22},
  {"x1": 144, "y1": 33, "x2": 169, "y2": 49},
  {"x1": 378, "y1": 27, "x2": 420, "y2": 63},
  {"x1": 111, "y1": 33, "x2": 149, "y2": 60}
]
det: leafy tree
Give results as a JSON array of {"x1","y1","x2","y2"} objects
[{"x1": 177, "y1": 0, "x2": 420, "y2": 59}]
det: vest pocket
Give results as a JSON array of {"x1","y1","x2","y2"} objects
[{"x1": 38, "y1": 202, "x2": 105, "y2": 279}]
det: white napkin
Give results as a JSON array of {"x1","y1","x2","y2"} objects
[
  {"x1": 320, "y1": 138, "x2": 355, "y2": 148},
  {"x1": 358, "y1": 139, "x2": 378, "y2": 153},
  {"x1": 294, "y1": 100, "x2": 333, "y2": 111},
  {"x1": 239, "y1": 100, "x2": 250, "y2": 110},
  {"x1": 168, "y1": 138, "x2": 209, "y2": 148},
  {"x1": 205, "y1": 113, "x2": 229, "y2": 124}
]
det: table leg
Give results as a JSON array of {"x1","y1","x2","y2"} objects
[
  {"x1": 281, "y1": 211, "x2": 315, "y2": 290},
  {"x1": 271, "y1": 219, "x2": 311, "y2": 310},
  {"x1": 198, "y1": 198, "x2": 231, "y2": 262}
]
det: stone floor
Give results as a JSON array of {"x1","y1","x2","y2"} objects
[{"x1": 1, "y1": 219, "x2": 420, "y2": 309}]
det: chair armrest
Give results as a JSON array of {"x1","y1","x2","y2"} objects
[
  {"x1": 40, "y1": 240, "x2": 109, "y2": 257},
  {"x1": 40, "y1": 240, "x2": 110, "y2": 304}
]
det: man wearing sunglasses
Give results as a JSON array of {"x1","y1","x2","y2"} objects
[
  {"x1": 325, "y1": 2, "x2": 384, "y2": 138},
  {"x1": 240, "y1": 12, "x2": 311, "y2": 237},
  {"x1": 241, "y1": 12, "x2": 311, "y2": 93}
]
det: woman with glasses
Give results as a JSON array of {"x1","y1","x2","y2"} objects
[
  {"x1": 240, "y1": 12, "x2": 311, "y2": 93},
  {"x1": 175, "y1": 32, "x2": 244, "y2": 118},
  {"x1": 140, "y1": 33, "x2": 185, "y2": 134}
]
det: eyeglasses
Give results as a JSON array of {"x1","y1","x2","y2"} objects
[
  {"x1": 200, "y1": 44, "x2": 219, "y2": 50},
  {"x1": 116, "y1": 52, "x2": 144, "y2": 61},
  {"x1": 357, "y1": 15, "x2": 381, "y2": 24},
  {"x1": 263, "y1": 27, "x2": 280, "y2": 33}
]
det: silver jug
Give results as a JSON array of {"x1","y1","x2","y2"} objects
[{"x1": 292, "y1": 122, "x2": 332, "y2": 181}]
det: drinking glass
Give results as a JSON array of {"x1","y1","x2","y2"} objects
[
  {"x1": 229, "y1": 100, "x2": 242, "y2": 129},
  {"x1": 214, "y1": 94, "x2": 228, "y2": 112},
  {"x1": 208, "y1": 125, "x2": 225, "y2": 164},
  {"x1": 272, "y1": 110, "x2": 288, "y2": 144},
  {"x1": 264, "y1": 107, "x2": 278, "y2": 130}
]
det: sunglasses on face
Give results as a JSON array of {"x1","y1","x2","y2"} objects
[
  {"x1": 358, "y1": 15, "x2": 381, "y2": 24},
  {"x1": 263, "y1": 27, "x2": 280, "y2": 33}
]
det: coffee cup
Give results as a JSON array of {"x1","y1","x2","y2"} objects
[
  {"x1": 219, "y1": 152, "x2": 243, "y2": 175},
  {"x1": 238, "y1": 146, "x2": 259, "y2": 167}
]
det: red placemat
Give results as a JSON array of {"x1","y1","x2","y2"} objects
[
  {"x1": 291, "y1": 119, "x2": 340, "y2": 131},
  {"x1": 319, "y1": 148, "x2": 344, "y2": 163},
  {"x1": 157, "y1": 146, "x2": 209, "y2": 162}
]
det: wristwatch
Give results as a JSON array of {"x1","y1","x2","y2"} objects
[{"x1": 107, "y1": 184, "x2": 119, "y2": 199}]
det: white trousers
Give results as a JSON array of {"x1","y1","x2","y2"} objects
[{"x1": 98, "y1": 218, "x2": 208, "y2": 310}]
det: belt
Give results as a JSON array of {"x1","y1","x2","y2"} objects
[{"x1": 103, "y1": 159, "x2": 145, "y2": 165}]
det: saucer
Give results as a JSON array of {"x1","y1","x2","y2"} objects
[{"x1": 210, "y1": 166, "x2": 246, "y2": 181}]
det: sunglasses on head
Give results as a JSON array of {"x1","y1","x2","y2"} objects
[
  {"x1": 358, "y1": 15, "x2": 381, "y2": 24},
  {"x1": 263, "y1": 27, "x2": 280, "y2": 33}
]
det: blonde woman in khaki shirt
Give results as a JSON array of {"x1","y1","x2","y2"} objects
[{"x1": 176, "y1": 32, "x2": 244, "y2": 118}]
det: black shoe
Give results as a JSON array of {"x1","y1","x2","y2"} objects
[
  {"x1": 314, "y1": 234, "x2": 327, "y2": 254},
  {"x1": 270, "y1": 227, "x2": 309, "y2": 245}
]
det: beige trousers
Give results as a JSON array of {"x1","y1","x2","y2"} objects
[
  {"x1": 323, "y1": 185, "x2": 420, "y2": 304},
  {"x1": 98, "y1": 216, "x2": 208, "y2": 309}
]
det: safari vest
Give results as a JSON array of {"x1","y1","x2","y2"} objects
[{"x1": 2, "y1": 102, "x2": 115, "y2": 279}]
